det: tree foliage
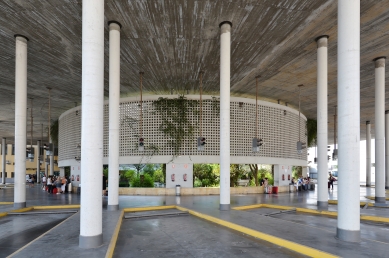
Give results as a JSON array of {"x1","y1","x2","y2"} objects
[
  {"x1": 50, "y1": 119, "x2": 59, "y2": 145},
  {"x1": 130, "y1": 174, "x2": 154, "y2": 187},
  {"x1": 306, "y1": 118, "x2": 317, "y2": 147},
  {"x1": 230, "y1": 164, "x2": 249, "y2": 187},
  {"x1": 193, "y1": 164, "x2": 219, "y2": 187}
]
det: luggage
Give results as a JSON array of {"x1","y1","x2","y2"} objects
[{"x1": 53, "y1": 187, "x2": 58, "y2": 194}]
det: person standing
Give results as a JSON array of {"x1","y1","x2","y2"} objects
[
  {"x1": 47, "y1": 176, "x2": 52, "y2": 194},
  {"x1": 42, "y1": 174, "x2": 47, "y2": 190},
  {"x1": 61, "y1": 177, "x2": 66, "y2": 193},
  {"x1": 328, "y1": 173, "x2": 336, "y2": 190}
]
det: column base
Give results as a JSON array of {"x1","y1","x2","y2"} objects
[
  {"x1": 375, "y1": 196, "x2": 386, "y2": 203},
  {"x1": 385, "y1": 186, "x2": 389, "y2": 189},
  {"x1": 107, "y1": 204, "x2": 119, "y2": 211},
  {"x1": 14, "y1": 202, "x2": 26, "y2": 208},
  {"x1": 79, "y1": 234, "x2": 103, "y2": 248},
  {"x1": 336, "y1": 228, "x2": 360, "y2": 242},
  {"x1": 317, "y1": 201, "x2": 328, "y2": 210},
  {"x1": 219, "y1": 204, "x2": 230, "y2": 211},
  {"x1": 365, "y1": 184, "x2": 371, "y2": 187}
]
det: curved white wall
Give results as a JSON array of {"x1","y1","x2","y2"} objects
[{"x1": 58, "y1": 95, "x2": 307, "y2": 167}]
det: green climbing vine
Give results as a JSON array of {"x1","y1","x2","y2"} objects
[
  {"x1": 306, "y1": 118, "x2": 317, "y2": 147},
  {"x1": 152, "y1": 95, "x2": 198, "y2": 156}
]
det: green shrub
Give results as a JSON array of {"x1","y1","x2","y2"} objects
[
  {"x1": 153, "y1": 168, "x2": 164, "y2": 183},
  {"x1": 131, "y1": 174, "x2": 154, "y2": 187},
  {"x1": 119, "y1": 182, "x2": 129, "y2": 187},
  {"x1": 194, "y1": 178, "x2": 202, "y2": 187},
  {"x1": 124, "y1": 170, "x2": 136, "y2": 183}
]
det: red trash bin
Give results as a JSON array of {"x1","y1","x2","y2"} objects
[{"x1": 272, "y1": 186, "x2": 278, "y2": 194}]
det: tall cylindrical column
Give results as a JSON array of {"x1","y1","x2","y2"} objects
[
  {"x1": 316, "y1": 35, "x2": 329, "y2": 209},
  {"x1": 386, "y1": 111, "x2": 389, "y2": 189},
  {"x1": 366, "y1": 121, "x2": 371, "y2": 186},
  {"x1": 79, "y1": 0, "x2": 104, "y2": 248},
  {"x1": 337, "y1": 0, "x2": 360, "y2": 242},
  {"x1": 50, "y1": 150, "x2": 54, "y2": 177},
  {"x1": 107, "y1": 21, "x2": 121, "y2": 211},
  {"x1": 374, "y1": 56, "x2": 386, "y2": 203},
  {"x1": 36, "y1": 140, "x2": 41, "y2": 183},
  {"x1": 2, "y1": 138, "x2": 6, "y2": 184},
  {"x1": 44, "y1": 153, "x2": 48, "y2": 176},
  {"x1": 14, "y1": 34, "x2": 28, "y2": 208},
  {"x1": 219, "y1": 21, "x2": 232, "y2": 211}
]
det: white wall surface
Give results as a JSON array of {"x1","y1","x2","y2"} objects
[
  {"x1": 166, "y1": 163, "x2": 193, "y2": 188},
  {"x1": 273, "y1": 164, "x2": 292, "y2": 186}
]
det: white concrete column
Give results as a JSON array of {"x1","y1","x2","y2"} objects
[
  {"x1": 219, "y1": 21, "x2": 232, "y2": 211},
  {"x1": 36, "y1": 140, "x2": 41, "y2": 183},
  {"x1": 386, "y1": 111, "x2": 389, "y2": 189},
  {"x1": 337, "y1": 0, "x2": 360, "y2": 242},
  {"x1": 14, "y1": 34, "x2": 28, "y2": 208},
  {"x1": 315, "y1": 35, "x2": 329, "y2": 209},
  {"x1": 107, "y1": 21, "x2": 121, "y2": 211},
  {"x1": 366, "y1": 121, "x2": 371, "y2": 186},
  {"x1": 2, "y1": 138, "x2": 6, "y2": 184},
  {"x1": 374, "y1": 56, "x2": 386, "y2": 203},
  {"x1": 79, "y1": 0, "x2": 104, "y2": 248},
  {"x1": 50, "y1": 147, "x2": 54, "y2": 176},
  {"x1": 44, "y1": 152, "x2": 48, "y2": 176}
]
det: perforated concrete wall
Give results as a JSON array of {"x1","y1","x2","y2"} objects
[{"x1": 58, "y1": 96, "x2": 307, "y2": 166}]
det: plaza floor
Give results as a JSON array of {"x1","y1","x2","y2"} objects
[{"x1": 0, "y1": 184, "x2": 388, "y2": 257}]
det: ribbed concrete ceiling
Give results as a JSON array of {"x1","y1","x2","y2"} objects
[{"x1": 0, "y1": 0, "x2": 388, "y2": 145}]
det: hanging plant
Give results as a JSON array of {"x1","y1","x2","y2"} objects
[
  {"x1": 306, "y1": 118, "x2": 317, "y2": 147},
  {"x1": 152, "y1": 95, "x2": 198, "y2": 155},
  {"x1": 50, "y1": 119, "x2": 59, "y2": 145}
]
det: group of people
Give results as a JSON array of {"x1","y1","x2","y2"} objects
[
  {"x1": 26, "y1": 174, "x2": 37, "y2": 187},
  {"x1": 291, "y1": 176, "x2": 311, "y2": 191},
  {"x1": 42, "y1": 175, "x2": 70, "y2": 194}
]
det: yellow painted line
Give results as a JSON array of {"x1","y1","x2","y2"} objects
[
  {"x1": 9, "y1": 207, "x2": 33, "y2": 213},
  {"x1": 360, "y1": 215, "x2": 389, "y2": 223},
  {"x1": 175, "y1": 206, "x2": 339, "y2": 258},
  {"x1": 33, "y1": 205, "x2": 80, "y2": 210},
  {"x1": 0, "y1": 202, "x2": 13, "y2": 205},
  {"x1": 329, "y1": 200, "x2": 375, "y2": 207},
  {"x1": 123, "y1": 205, "x2": 176, "y2": 213},
  {"x1": 105, "y1": 210, "x2": 124, "y2": 258},
  {"x1": 233, "y1": 204, "x2": 263, "y2": 210},
  {"x1": 0, "y1": 212, "x2": 7, "y2": 218},
  {"x1": 7, "y1": 212, "x2": 77, "y2": 258},
  {"x1": 365, "y1": 196, "x2": 389, "y2": 201},
  {"x1": 261, "y1": 204, "x2": 295, "y2": 210},
  {"x1": 234, "y1": 203, "x2": 389, "y2": 223}
]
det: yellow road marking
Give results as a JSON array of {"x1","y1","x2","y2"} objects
[
  {"x1": 9, "y1": 207, "x2": 33, "y2": 213},
  {"x1": 365, "y1": 196, "x2": 389, "y2": 201},
  {"x1": 123, "y1": 205, "x2": 176, "y2": 213},
  {"x1": 33, "y1": 205, "x2": 80, "y2": 210},
  {"x1": 105, "y1": 210, "x2": 124, "y2": 258},
  {"x1": 0, "y1": 202, "x2": 13, "y2": 205},
  {"x1": 176, "y1": 206, "x2": 339, "y2": 258},
  {"x1": 6, "y1": 212, "x2": 77, "y2": 258},
  {"x1": 233, "y1": 203, "x2": 389, "y2": 223}
]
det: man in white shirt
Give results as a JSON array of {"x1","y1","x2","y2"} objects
[{"x1": 42, "y1": 175, "x2": 47, "y2": 190}]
